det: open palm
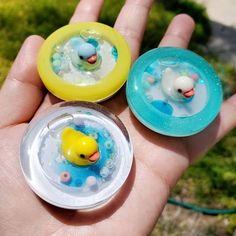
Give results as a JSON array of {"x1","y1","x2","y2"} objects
[{"x1": 1, "y1": 1, "x2": 236, "y2": 235}]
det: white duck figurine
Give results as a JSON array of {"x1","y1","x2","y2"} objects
[{"x1": 161, "y1": 67, "x2": 197, "y2": 101}]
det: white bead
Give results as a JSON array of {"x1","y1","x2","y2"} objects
[{"x1": 86, "y1": 176, "x2": 97, "y2": 187}]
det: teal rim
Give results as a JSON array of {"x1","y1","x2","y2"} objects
[{"x1": 126, "y1": 47, "x2": 223, "y2": 137}]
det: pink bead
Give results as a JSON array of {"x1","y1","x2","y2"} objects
[
  {"x1": 192, "y1": 73, "x2": 199, "y2": 81},
  {"x1": 60, "y1": 171, "x2": 71, "y2": 183},
  {"x1": 147, "y1": 76, "x2": 155, "y2": 84}
]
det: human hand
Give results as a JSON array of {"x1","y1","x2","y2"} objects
[{"x1": 1, "y1": 0, "x2": 236, "y2": 235}]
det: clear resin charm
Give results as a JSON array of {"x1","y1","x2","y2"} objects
[{"x1": 20, "y1": 102, "x2": 133, "y2": 209}]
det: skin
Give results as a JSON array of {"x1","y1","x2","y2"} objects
[{"x1": 1, "y1": 0, "x2": 236, "y2": 235}]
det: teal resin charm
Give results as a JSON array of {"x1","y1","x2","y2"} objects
[{"x1": 126, "y1": 47, "x2": 222, "y2": 137}]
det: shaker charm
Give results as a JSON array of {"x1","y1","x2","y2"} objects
[
  {"x1": 37, "y1": 22, "x2": 131, "y2": 102},
  {"x1": 126, "y1": 47, "x2": 222, "y2": 137},
  {"x1": 20, "y1": 102, "x2": 133, "y2": 209}
]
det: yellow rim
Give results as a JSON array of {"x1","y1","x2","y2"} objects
[{"x1": 37, "y1": 22, "x2": 131, "y2": 102}]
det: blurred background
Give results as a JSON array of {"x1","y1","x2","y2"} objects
[{"x1": 0, "y1": 0, "x2": 236, "y2": 235}]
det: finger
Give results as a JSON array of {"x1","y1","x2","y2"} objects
[
  {"x1": 34, "y1": 93, "x2": 62, "y2": 118},
  {"x1": 109, "y1": 14, "x2": 195, "y2": 187},
  {"x1": 37, "y1": 0, "x2": 104, "y2": 113},
  {"x1": 69, "y1": 0, "x2": 104, "y2": 24},
  {"x1": 114, "y1": 0, "x2": 154, "y2": 62},
  {"x1": 185, "y1": 94, "x2": 236, "y2": 161},
  {"x1": 0, "y1": 36, "x2": 45, "y2": 128},
  {"x1": 159, "y1": 14, "x2": 195, "y2": 48}
]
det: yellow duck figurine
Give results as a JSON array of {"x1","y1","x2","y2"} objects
[{"x1": 61, "y1": 127, "x2": 100, "y2": 166}]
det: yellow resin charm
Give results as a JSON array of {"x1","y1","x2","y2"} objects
[
  {"x1": 61, "y1": 127, "x2": 100, "y2": 166},
  {"x1": 37, "y1": 22, "x2": 131, "y2": 102}
]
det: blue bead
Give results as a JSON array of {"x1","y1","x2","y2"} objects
[
  {"x1": 145, "y1": 65, "x2": 157, "y2": 76},
  {"x1": 75, "y1": 179, "x2": 83, "y2": 187},
  {"x1": 111, "y1": 46, "x2": 118, "y2": 61},
  {"x1": 105, "y1": 140, "x2": 113, "y2": 150},
  {"x1": 87, "y1": 38, "x2": 99, "y2": 48},
  {"x1": 199, "y1": 79, "x2": 205, "y2": 84},
  {"x1": 52, "y1": 53, "x2": 61, "y2": 60},
  {"x1": 52, "y1": 59, "x2": 61, "y2": 73},
  {"x1": 151, "y1": 100, "x2": 173, "y2": 115},
  {"x1": 53, "y1": 66, "x2": 60, "y2": 73},
  {"x1": 52, "y1": 59, "x2": 61, "y2": 67}
]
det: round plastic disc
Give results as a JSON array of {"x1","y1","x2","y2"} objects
[
  {"x1": 20, "y1": 102, "x2": 133, "y2": 209},
  {"x1": 126, "y1": 47, "x2": 222, "y2": 137},
  {"x1": 37, "y1": 22, "x2": 131, "y2": 102}
]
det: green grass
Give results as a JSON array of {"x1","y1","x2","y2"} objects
[
  {"x1": 0, "y1": 0, "x2": 212, "y2": 83},
  {"x1": 1, "y1": 0, "x2": 236, "y2": 234},
  {"x1": 173, "y1": 128, "x2": 236, "y2": 208}
]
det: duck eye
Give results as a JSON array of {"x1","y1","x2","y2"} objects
[
  {"x1": 177, "y1": 89, "x2": 182, "y2": 93},
  {"x1": 79, "y1": 55, "x2": 84, "y2": 60},
  {"x1": 80, "y1": 154, "x2": 85, "y2": 158}
]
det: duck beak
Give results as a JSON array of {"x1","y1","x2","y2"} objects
[
  {"x1": 89, "y1": 151, "x2": 100, "y2": 162},
  {"x1": 87, "y1": 54, "x2": 97, "y2": 64},
  {"x1": 183, "y1": 88, "x2": 194, "y2": 98}
]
